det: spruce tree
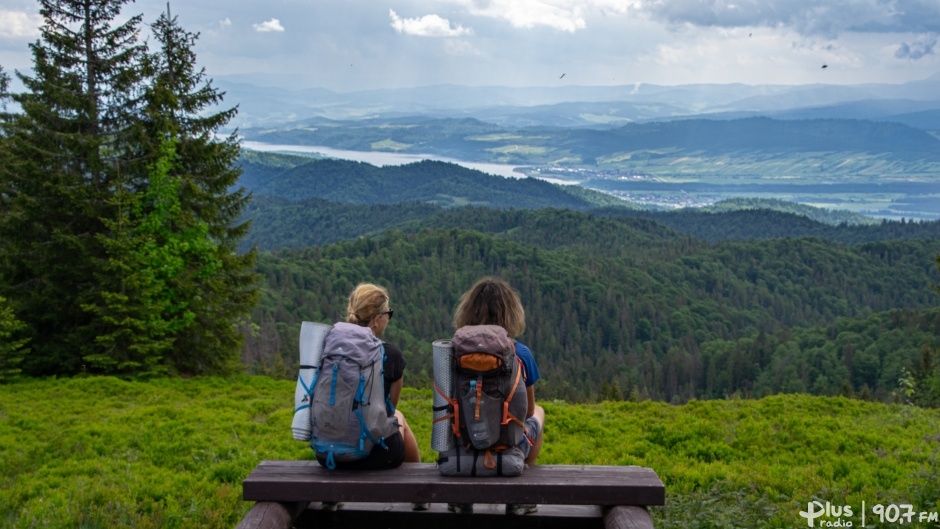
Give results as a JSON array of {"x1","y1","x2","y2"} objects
[
  {"x1": 0, "y1": 0, "x2": 147, "y2": 376},
  {"x1": 0, "y1": 2, "x2": 257, "y2": 377},
  {"x1": 139, "y1": 6, "x2": 258, "y2": 374},
  {"x1": 82, "y1": 137, "x2": 210, "y2": 375}
]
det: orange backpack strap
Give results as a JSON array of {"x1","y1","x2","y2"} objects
[
  {"x1": 501, "y1": 357, "x2": 526, "y2": 428},
  {"x1": 433, "y1": 382, "x2": 461, "y2": 437},
  {"x1": 474, "y1": 379, "x2": 482, "y2": 420}
]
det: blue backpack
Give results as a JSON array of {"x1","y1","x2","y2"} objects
[{"x1": 310, "y1": 322, "x2": 397, "y2": 468}]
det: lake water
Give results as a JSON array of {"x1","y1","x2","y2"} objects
[{"x1": 241, "y1": 141, "x2": 531, "y2": 180}]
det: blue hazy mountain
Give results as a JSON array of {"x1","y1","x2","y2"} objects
[{"x1": 217, "y1": 73, "x2": 940, "y2": 130}]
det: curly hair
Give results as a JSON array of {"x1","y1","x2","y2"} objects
[{"x1": 453, "y1": 276, "x2": 525, "y2": 337}]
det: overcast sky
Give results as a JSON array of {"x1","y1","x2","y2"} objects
[{"x1": 1, "y1": 0, "x2": 939, "y2": 92}]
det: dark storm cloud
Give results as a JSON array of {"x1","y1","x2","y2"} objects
[{"x1": 639, "y1": 0, "x2": 940, "y2": 36}]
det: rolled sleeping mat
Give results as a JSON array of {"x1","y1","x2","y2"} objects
[
  {"x1": 437, "y1": 446, "x2": 526, "y2": 477},
  {"x1": 431, "y1": 339, "x2": 455, "y2": 452},
  {"x1": 291, "y1": 321, "x2": 333, "y2": 441}
]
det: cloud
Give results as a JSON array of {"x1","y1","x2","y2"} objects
[
  {"x1": 253, "y1": 18, "x2": 284, "y2": 32},
  {"x1": 0, "y1": 9, "x2": 42, "y2": 39},
  {"x1": 895, "y1": 34, "x2": 938, "y2": 59},
  {"x1": 219, "y1": 17, "x2": 232, "y2": 28},
  {"x1": 389, "y1": 9, "x2": 473, "y2": 37},
  {"x1": 455, "y1": 0, "x2": 588, "y2": 32},
  {"x1": 633, "y1": 0, "x2": 940, "y2": 37}
]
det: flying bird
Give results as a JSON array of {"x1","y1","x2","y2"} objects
[
  {"x1": 821, "y1": 64, "x2": 828, "y2": 69},
  {"x1": 559, "y1": 73, "x2": 566, "y2": 79}
]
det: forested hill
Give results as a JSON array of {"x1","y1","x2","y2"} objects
[
  {"x1": 250, "y1": 226, "x2": 940, "y2": 403},
  {"x1": 593, "y1": 207, "x2": 940, "y2": 245},
  {"x1": 238, "y1": 155, "x2": 619, "y2": 209},
  {"x1": 238, "y1": 151, "x2": 940, "y2": 405},
  {"x1": 240, "y1": 198, "x2": 661, "y2": 251},
  {"x1": 240, "y1": 196, "x2": 940, "y2": 252},
  {"x1": 237, "y1": 148, "x2": 940, "y2": 251}
]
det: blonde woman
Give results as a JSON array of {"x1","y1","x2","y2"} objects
[{"x1": 322, "y1": 283, "x2": 421, "y2": 470}]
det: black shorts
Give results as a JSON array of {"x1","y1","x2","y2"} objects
[{"x1": 315, "y1": 431, "x2": 405, "y2": 470}]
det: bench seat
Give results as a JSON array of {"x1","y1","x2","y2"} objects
[{"x1": 238, "y1": 461, "x2": 665, "y2": 529}]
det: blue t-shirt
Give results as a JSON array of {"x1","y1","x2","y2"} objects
[{"x1": 514, "y1": 341, "x2": 540, "y2": 387}]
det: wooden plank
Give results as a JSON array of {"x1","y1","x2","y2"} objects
[
  {"x1": 243, "y1": 462, "x2": 665, "y2": 506},
  {"x1": 293, "y1": 502, "x2": 607, "y2": 529},
  {"x1": 252, "y1": 460, "x2": 658, "y2": 480}
]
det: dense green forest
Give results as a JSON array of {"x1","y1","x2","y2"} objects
[
  {"x1": 595, "y1": 207, "x2": 940, "y2": 244},
  {"x1": 235, "y1": 152, "x2": 940, "y2": 406},
  {"x1": 243, "y1": 198, "x2": 940, "y2": 251},
  {"x1": 245, "y1": 219, "x2": 940, "y2": 404}
]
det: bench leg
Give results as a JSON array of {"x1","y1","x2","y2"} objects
[
  {"x1": 236, "y1": 501, "x2": 309, "y2": 529},
  {"x1": 604, "y1": 505, "x2": 656, "y2": 529}
]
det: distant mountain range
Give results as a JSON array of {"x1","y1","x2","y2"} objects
[
  {"x1": 218, "y1": 73, "x2": 940, "y2": 130},
  {"x1": 229, "y1": 76, "x2": 940, "y2": 222}
]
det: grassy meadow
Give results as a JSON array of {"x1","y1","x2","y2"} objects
[{"x1": 2, "y1": 376, "x2": 939, "y2": 528}]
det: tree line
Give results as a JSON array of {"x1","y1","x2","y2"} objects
[
  {"x1": 0, "y1": 0, "x2": 257, "y2": 379},
  {"x1": 244, "y1": 222, "x2": 940, "y2": 405},
  {"x1": 239, "y1": 191, "x2": 940, "y2": 253}
]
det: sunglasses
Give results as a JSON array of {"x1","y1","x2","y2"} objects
[{"x1": 382, "y1": 310, "x2": 394, "y2": 320}]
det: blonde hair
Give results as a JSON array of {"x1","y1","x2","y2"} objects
[
  {"x1": 346, "y1": 283, "x2": 389, "y2": 326},
  {"x1": 453, "y1": 276, "x2": 525, "y2": 337}
]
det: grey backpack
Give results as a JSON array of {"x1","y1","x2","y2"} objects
[
  {"x1": 451, "y1": 325, "x2": 528, "y2": 450},
  {"x1": 310, "y1": 322, "x2": 397, "y2": 468}
]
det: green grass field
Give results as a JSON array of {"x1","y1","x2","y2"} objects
[{"x1": 2, "y1": 376, "x2": 938, "y2": 528}]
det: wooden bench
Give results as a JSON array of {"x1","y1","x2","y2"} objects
[{"x1": 235, "y1": 461, "x2": 665, "y2": 529}]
